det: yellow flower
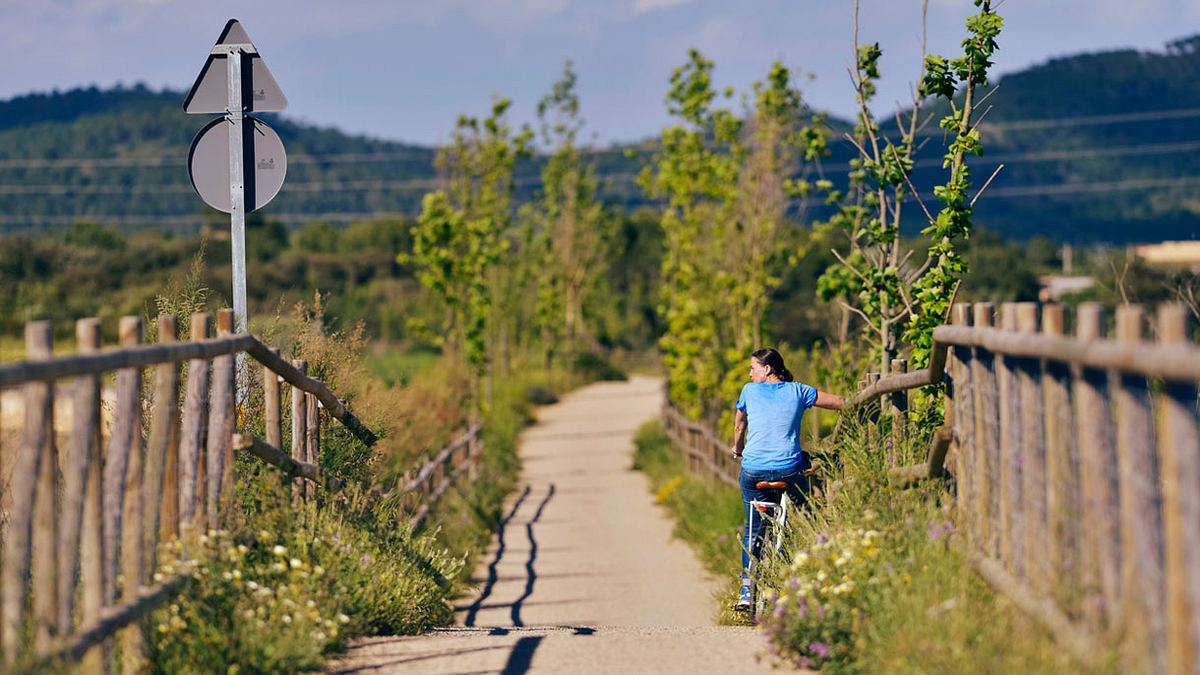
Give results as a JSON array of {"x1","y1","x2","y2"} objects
[
  {"x1": 272, "y1": 545, "x2": 288, "y2": 557},
  {"x1": 290, "y1": 558, "x2": 303, "y2": 569}
]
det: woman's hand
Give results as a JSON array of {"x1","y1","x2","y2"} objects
[{"x1": 730, "y1": 445, "x2": 742, "y2": 459}]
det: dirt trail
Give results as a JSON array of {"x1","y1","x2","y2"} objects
[{"x1": 332, "y1": 375, "x2": 790, "y2": 674}]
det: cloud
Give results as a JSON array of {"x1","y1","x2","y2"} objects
[{"x1": 631, "y1": 0, "x2": 694, "y2": 16}]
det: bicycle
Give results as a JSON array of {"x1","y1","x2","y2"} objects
[{"x1": 740, "y1": 479, "x2": 798, "y2": 622}]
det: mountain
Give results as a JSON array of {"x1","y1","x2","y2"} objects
[{"x1": 1, "y1": 34, "x2": 1199, "y2": 243}]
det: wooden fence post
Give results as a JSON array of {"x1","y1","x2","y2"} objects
[
  {"x1": 264, "y1": 350, "x2": 282, "y2": 450},
  {"x1": 145, "y1": 315, "x2": 180, "y2": 571},
  {"x1": 206, "y1": 309, "x2": 235, "y2": 529},
  {"x1": 29, "y1": 322, "x2": 61, "y2": 654},
  {"x1": 889, "y1": 359, "x2": 908, "y2": 468},
  {"x1": 306, "y1": 389, "x2": 320, "y2": 501},
  {"x1": 949, "y1": 304, "x2": 975, "y2": 543},
  {"x1": 972, "y1": 302, "x2": 999, "y2": 560},
  {"x1": 106, "y1": 316, "x2": 144, "y2": 672},
  {"x1": 1016, "y1": 303, "x2": 1049, "y2": 595},
  {"x1": 1075, "y1": 303, "x2": 1120, "y2": 631},
  {"x1": 178, "y1": 313, "x2": 211, "y2": 530},
  {"x1": 1114, "y1": 305, "x2": 1165, "y2": 671},
  {"x1": 291, "y1": 360, "x2": 308, "y2": 503},
  {"x1": 1155, "y1": 304, "x2": 1200, "y2": 675},
  {"x1": 997, "y1": 303, "x2": 1024, "y2": 577},
  {"x1": 51, "y1": 319, "x2": 103, "y2": 663},
  {"x1": 1040, "y1": 304, "x2": 1081, "y2": 616},
  {"x1": 3, "y1": 321, "x2": 54, "y2": 662}
]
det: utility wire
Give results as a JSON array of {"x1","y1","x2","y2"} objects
[
  {"x1": 0, "y1": 106, "x2": 1196, "y2": 171},
  {"x1": 3, "y1": 174, "x2": 1198, "y2": 228}
]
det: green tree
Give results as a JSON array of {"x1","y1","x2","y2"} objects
[
  {"x1": 640, "y1": 49, "x2": 742, "y2": 421},
  {"x1": 535, "y1": 61, "x2": 611, "y2": 364},
  {"x1": 406, "y1": 98, "x2": 531, "y2": 403}
]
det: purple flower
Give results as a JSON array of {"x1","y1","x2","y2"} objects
[
  {"x1": 816, "y1": 532, "x2": 829, "y2": 545},
  {"x1": 928, "y1": 519, "x2": 954, "y2": 541},
  {"x1": 808, "y1": 641, "x2": 832, "y2": 659},
  {"x1": 797, "y1": 656, "x2": 812, "y2": 669},
  {"x1": 361, "y1": 553, "x2": 372, "y2": 566}
]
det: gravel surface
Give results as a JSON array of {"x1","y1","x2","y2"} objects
[{"x1": 331, "y1": 376, "x2": 798, "y2": 674}]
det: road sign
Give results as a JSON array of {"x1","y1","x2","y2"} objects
[
  {"x1": 184, "y1": 20, "x2": 287, "y2": 114},
  {"x1": 184, "y1": 18, "x2": 289, "y2": 402},
  {"x1": 188, "y1": 116, "x2": 287, "y2": 213}
]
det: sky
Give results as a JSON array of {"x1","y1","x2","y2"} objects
[{"x1": 5, "y1": 0, "x2": 1199, "y2": 147}]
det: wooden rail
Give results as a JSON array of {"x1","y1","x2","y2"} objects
[
  {"x1": 660, "y1": 300, "x2": 1200, "y2": 672},
  {"x1": 0, "y1": 310, "x2": 477, "y2": 671}
]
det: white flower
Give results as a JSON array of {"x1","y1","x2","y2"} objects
[
  {"x1": 290, "y1": 558, "x2": 303, "y2": 569},
  {"x1": 272, "y1": 545, "x2": 287, "y2": 557},
  {"x1": 337, "y1": 613, "x2": 350, "y2": 624}
]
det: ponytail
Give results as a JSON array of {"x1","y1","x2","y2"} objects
[{"x1": 751, "y1": 347, "x2": 793, "y2": 382}]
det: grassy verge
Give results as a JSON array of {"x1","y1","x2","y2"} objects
[
  {"x1": 631, "y1": 421, "x2": 748, "y2": 624},
  {"x1": 140, "y1": 296, "x2": 628, "y2": 671},
  {"x1": 757, "y1": 416, "x2": 1114, "y2": 673}
]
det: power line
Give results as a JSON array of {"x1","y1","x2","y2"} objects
[
  {"x1": 0, "y1": 106, "x2": 1196, "y2": 171},
  {"x1": 4, "y1": 137, "x2": 1200, "y2": 197},
  {"x1": 4, "y1": 174, "x2": 1198, "y2": 228}
]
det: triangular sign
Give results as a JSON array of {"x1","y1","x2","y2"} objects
[{"x1": 184, "y1": 19, "x2": 288, "y2": 114}]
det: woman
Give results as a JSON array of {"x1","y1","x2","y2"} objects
[{"x1": 729, "y1": 347, "x2": 844, "y2": 611}]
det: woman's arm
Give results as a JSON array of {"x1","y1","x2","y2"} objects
[
  {"x1": 815, "y1": 390, "x2": 845, "y2": 410},
  {"x1": 730, "y1": 408, "x2": 747, "y2": 458}
]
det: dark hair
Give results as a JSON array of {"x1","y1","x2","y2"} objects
[{"x1": 752, "y1": 347, "x2": 793, "y2": 382}]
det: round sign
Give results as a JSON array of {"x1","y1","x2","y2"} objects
[{"x1": 188, "y1": 115, "x2": 287, "y2": 213}]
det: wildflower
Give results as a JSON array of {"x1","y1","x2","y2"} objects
[
  {"x1": 272, "y1": 562, "x2": 287, "y2": 573},
  {"x1": 863, "y1": 509, "x2": 877, "y2": 523},
  {"x1": 337, "y1": 613, "x2": 350, "y2": 624},
  {"x1": 157, "y1": 623, "x2": 169, "y2": 634},
  {"x1": 232, "y1": 569, "x2": 242, "y2": 580},
  {"x1": 246, "y1": 581, "x2": 258, "y2": 591},
  {"x1": 222, "y1": 571, "x2": 233, "y2": 581},
  {"x1": 272, "y1": 545, "x2": 287, "y2": 557},
  {"x1": 282, "y1": 614, "x2": 292, "y2": 624},
  {"x1": 808, "y1": 641, "x2": 832, "y2": 659},
  {"x1": 313, "y1": 565, "x2": 325, "y2": 577},
  {"x1": 306, "y1": 600, "x2": 316, "y2": 609},
  {"x1": 153, "y1": 572, "x2": 163, "y2": 583},
  {"x1": 290, "y1": 558, "x2": 303, "y2": 569},
  {"x1": 237, "y1": 544, "x2": 248, "y2": 554}
]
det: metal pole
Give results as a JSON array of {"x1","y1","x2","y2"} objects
[{"x1": 225, "y1": 48, "x2": 249, "y2": 405}]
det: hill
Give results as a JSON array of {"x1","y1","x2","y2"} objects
[{"x1": 1, "y1": 34, "x2": 1199, "y2": 243}]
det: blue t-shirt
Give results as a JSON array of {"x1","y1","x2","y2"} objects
[{"x1": 736, "y1": 381, "x2": 818, "y2": 471}]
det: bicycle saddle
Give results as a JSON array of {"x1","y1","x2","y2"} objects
[{"x1": 755, "y1": 480, "x2": 789, "y2": 490}]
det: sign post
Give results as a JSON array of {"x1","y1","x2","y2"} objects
[{"x1": 185, "y1": 19, "x2": 288, "y2": 401}]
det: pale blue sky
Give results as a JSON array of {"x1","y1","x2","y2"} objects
[{"x1": 5, "y1": 0, "x2": 1198, "y2": 146}]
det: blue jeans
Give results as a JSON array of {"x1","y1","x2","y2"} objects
[{"x1": 738, "y1": 464, "x2": 809, "y2": 582}]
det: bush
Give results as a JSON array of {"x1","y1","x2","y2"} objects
[{"x1": 572, "y1": 351, "x2": 626, "y2": 381}]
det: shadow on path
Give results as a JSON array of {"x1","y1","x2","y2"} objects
[
  {"x1": 512, "y1": 484, "x2": 555, "y2": 627},
  {"x1": 462, "y1": 485, "x2": 531, "y2": 627},
  {"x1": 499, "y1": 636, "x2": 543, "y2": 675}
]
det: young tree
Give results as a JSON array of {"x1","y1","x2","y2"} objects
[
  {"x1": 640, "y1": 49, "x2": 742, "y2": 421},
  {"x1": 818, "y1": 0, "x2": 1003, "y2": 371},
  {"x1": 535, "y1": 61, "x2": 610, "y2": 364},
  {"x1": 407, "y1": 98, "x2": 531, "y2": 403}
]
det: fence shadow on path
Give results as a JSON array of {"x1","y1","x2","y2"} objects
[{"x1": 462, "y1": 485, "x2": 532, "y2": 626}]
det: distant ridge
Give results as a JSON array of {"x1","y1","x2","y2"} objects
[{"x1": 0, "y1": 34, "x2": 1199, "y2": 243}]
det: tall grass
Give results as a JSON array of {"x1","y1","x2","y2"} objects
[{"x1": 758, "y1": 411, "x2": 1113, "y2": 673}]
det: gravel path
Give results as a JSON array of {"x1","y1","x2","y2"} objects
[{"x1": 332, "y1": 375, "x2": 793, "y2": 674}]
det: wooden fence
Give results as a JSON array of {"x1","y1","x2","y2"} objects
[
  {"x1": 0, "y1": 310, "x2": 481, "y2": 671},
  {"x1": 661, "y1": 301, "x2": 1200, "y2": 672}
]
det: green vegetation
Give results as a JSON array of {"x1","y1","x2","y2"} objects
[{"x1": 757, "y1": 418, "x2": 1107, "y2": 673}]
